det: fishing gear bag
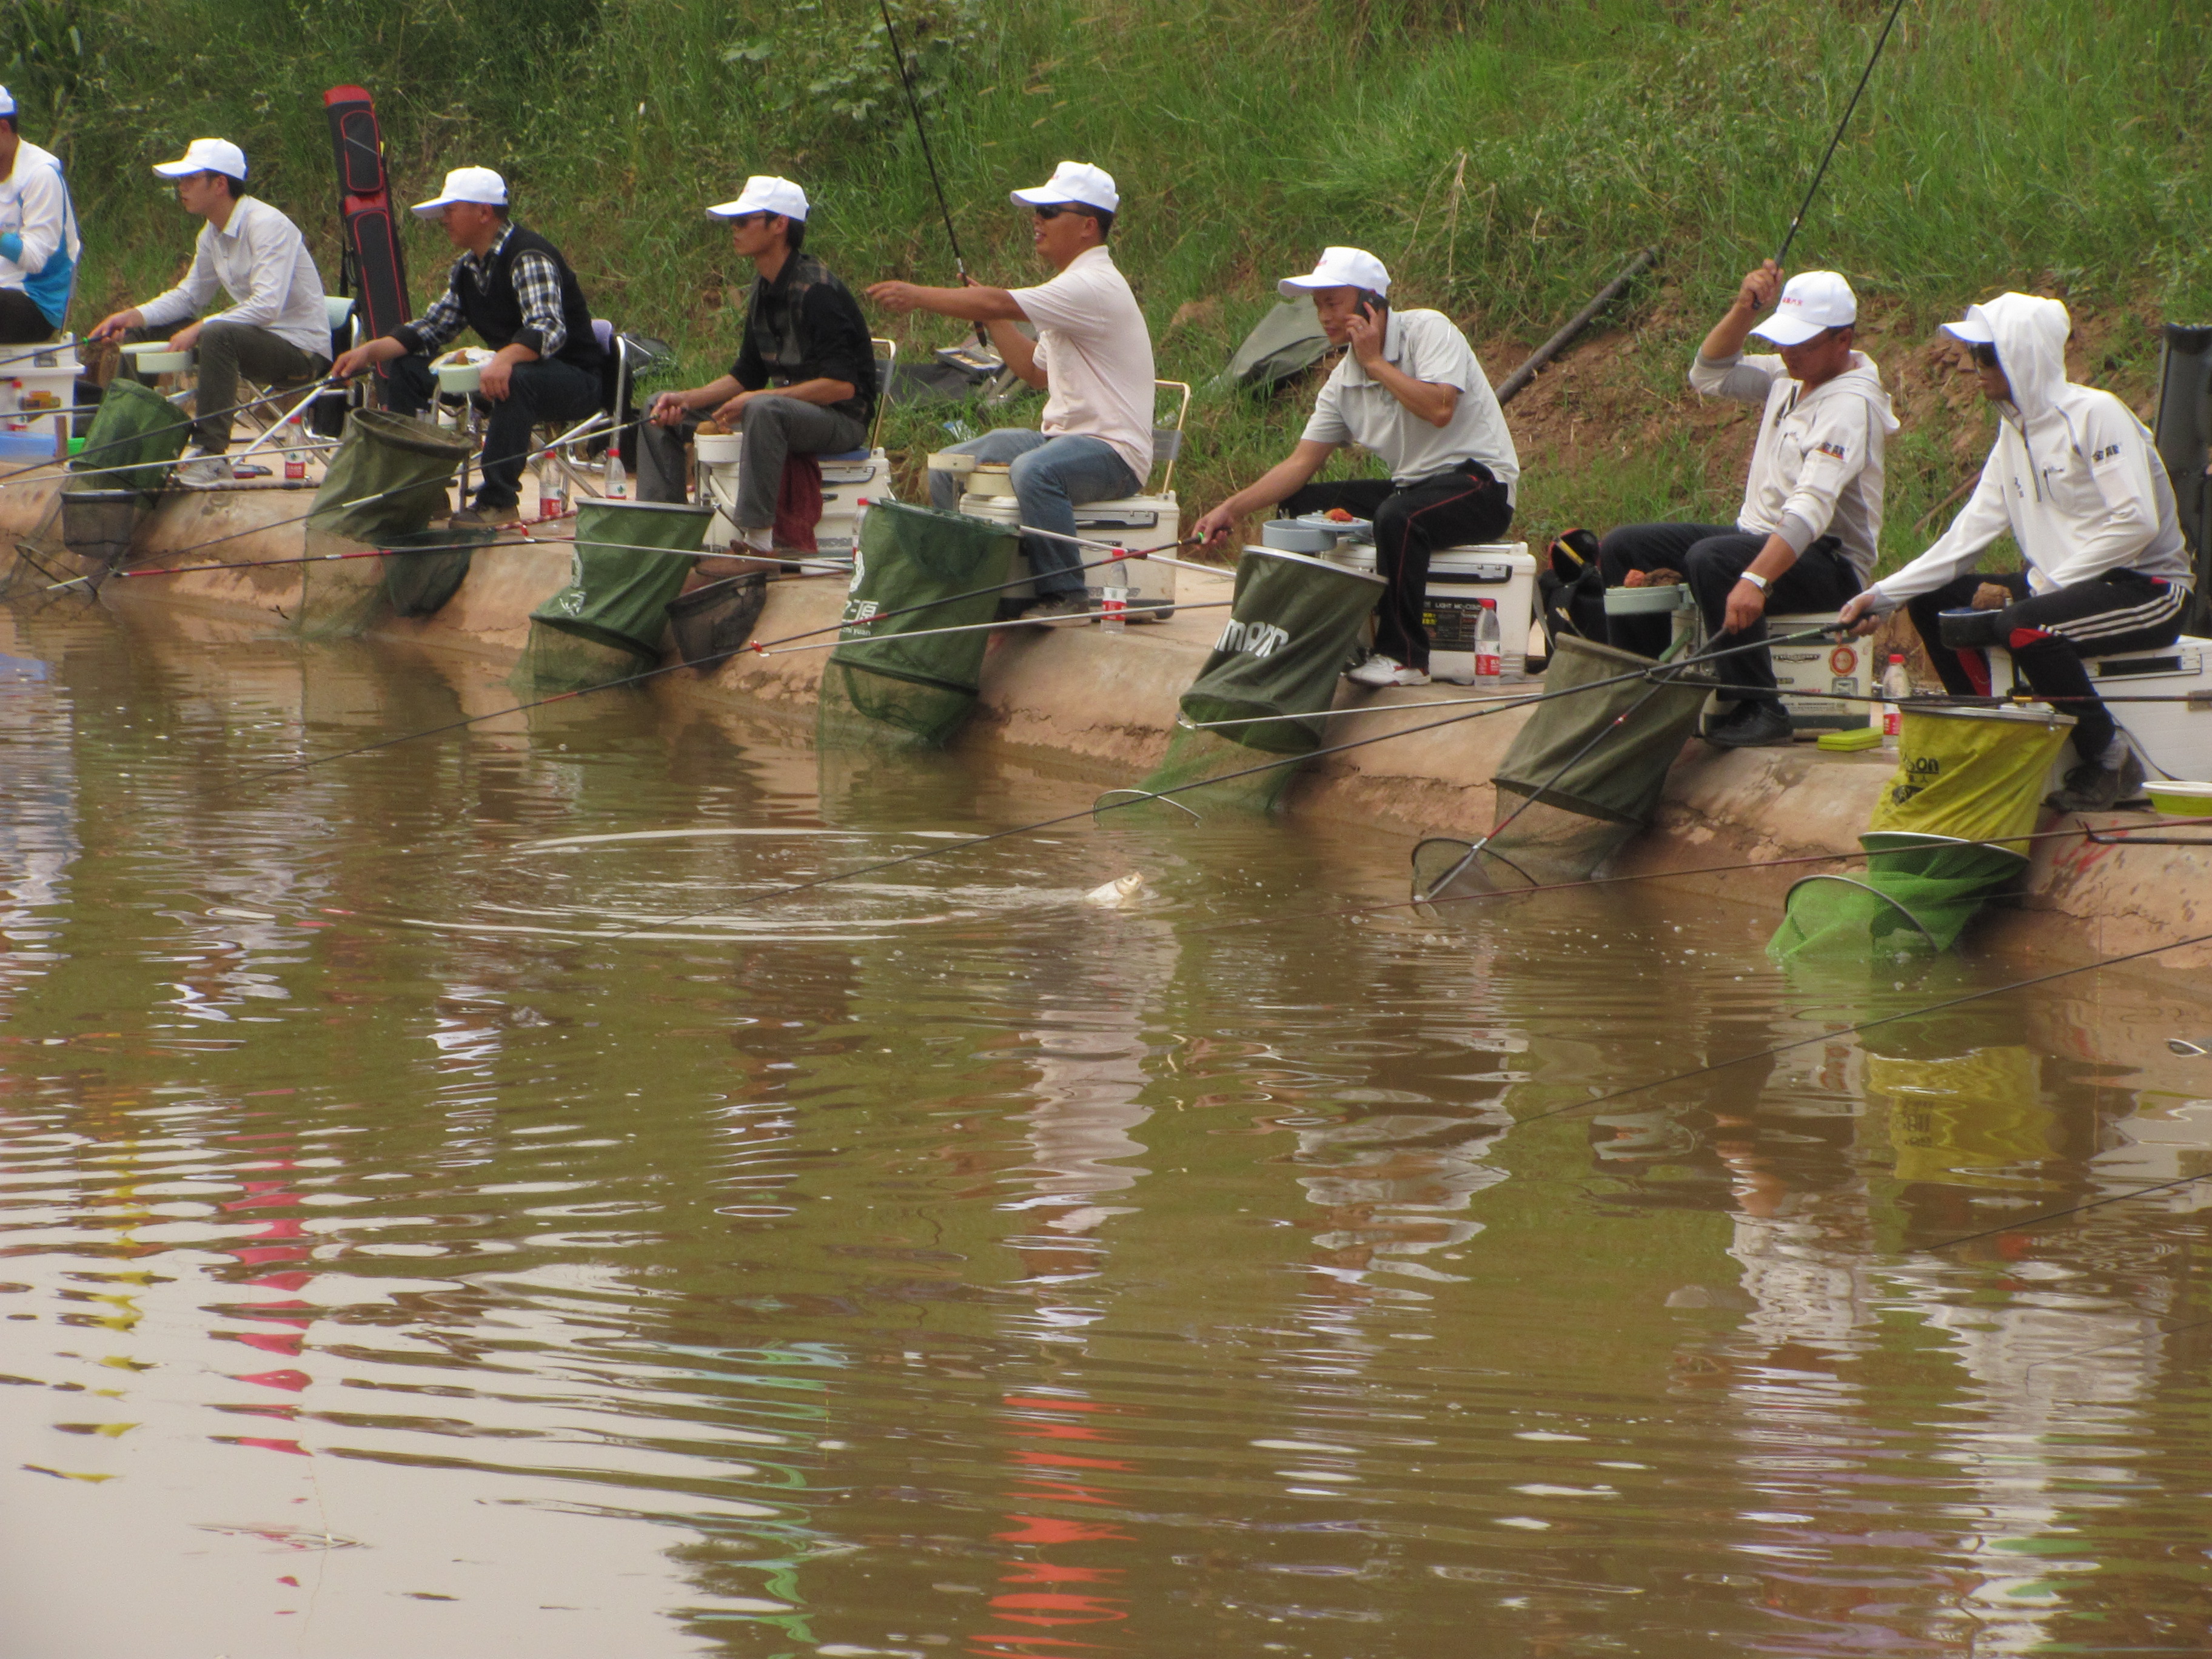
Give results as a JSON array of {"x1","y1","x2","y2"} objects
[
  {"x1": 1412, "y1": 634, "x2": 1715, "y2": 897},
  {"x1": 531, "y1": 498, "x2": 712, "y2": 658},
  {"x1": 1769, "y1": 705, "x2": 2073, "y2": 961},
  {"x1": 820, "y1": 499, "x2": 1017, "y2": 748},
  {"x1": 70, "y1": 377, "x2": 189, "y2": 498},
  {"x1": 307, "y1": 409, "x2": 473, "y2": 541},
  {"x1": 1116, "y1": 547, "x2": 1382, "y2": 816}
]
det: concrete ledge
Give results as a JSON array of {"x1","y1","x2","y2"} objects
[{"x1": 4, "y1": 471, "x2": 2206, "y2": 969}]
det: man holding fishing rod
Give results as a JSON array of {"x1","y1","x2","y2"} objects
[
  {"x1": 1837, "y1": 293, "x2": 2188, "y2": 813},
  {"x1": 330, "y1": 166, "x2": 604, "y2": 526},
  {"x1": 867, "y1": 161, "x2": 1155, "y2": 628},
  {"x1": 0, "y1": 87, "x2": 79, "y2": 345},
  {"x1": 637, "y1": 176, "x2": 876, "y2": 558},
  {"x1": 1600, "y1": 261, "x2": 1896, "y2": 747},
  {"x1": 87, "y1": 138, "x2": 330, "y2": 485},
  {"x1": 1191, "y1": 246, "x2": 1520, "y2": 688}
]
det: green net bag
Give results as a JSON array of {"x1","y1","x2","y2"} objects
[
  {"x1": 384, "y1": 524, "x2": 494, "y2": 618},
  {"x1": 307, "y1": 410, "x2": 472, "y2": 541},
  {"x1": 531, "y1": 498, "x2": 712, "y2": 657},
  {"x1": 820, "y1": 500, "x2": 1017, "y2": 748},
  {"x1": 72, "y1": 378, "x2": 189, "y2": 498}
]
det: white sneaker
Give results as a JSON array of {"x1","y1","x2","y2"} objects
[
  {"x1": 1346, "y1": 653, "x2": 1430, "y2": 688},
  {"x1": 176, "y1": 446, "x2": 233, "y2": 486}
]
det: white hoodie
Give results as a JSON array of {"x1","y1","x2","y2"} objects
[
  {"x1": 1689, "y1": 346, "x2": 1899, "y2": 580},
  {"x1": 1866, "y1": 293, "x2": 2188, "y2": 609}
]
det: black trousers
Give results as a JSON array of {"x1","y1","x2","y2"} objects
[
  {"x1": 1904, "y1": 569, "x2": 2191, "y2": 766},
  {"x1": 1282, "y1": 461, "x2": 1513, "y2": 671},
  {"x1": 384, "y1": 354, "x2": 603, "y2": 509},
  {"x1": 1600, "y1": 522, "x2": 1862, "y2": 700},
  {"x1": 0, "y1": 289, "x2": 58, "y2": 345}
]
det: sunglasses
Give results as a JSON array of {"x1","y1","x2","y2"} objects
[
  {"x1": 1032, "y1": 205, "x2": 1077, "y2": 221},
  {"x1": 1966, "y1": 342, "x2": 2000, "y2": 369},
  {"x1": 725, "y1": 212, "x2": 772, "y2": 228}
]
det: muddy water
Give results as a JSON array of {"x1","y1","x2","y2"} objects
[{"x1": 4, "y1": 605, "x2": 2212, "y2": 1659}]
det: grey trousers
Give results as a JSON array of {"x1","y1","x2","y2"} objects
[
  {"x1": 124, "y1": 319, "x2": 329, "y2": 452},
  {"x1": 638, "y1": 394, "x2": 866, "y2": 528}
]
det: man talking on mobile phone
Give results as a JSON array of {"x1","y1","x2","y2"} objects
[{"x1": 1192, "y1": 248, "x2": 1520, "y2": 687}]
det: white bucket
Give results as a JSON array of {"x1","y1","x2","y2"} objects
[
  {"x1": 694, "y1": 431, "x2": 744, "y2": 466},
  {"x1": 1424, "y1": 543, "x2": 1535, "y2": 683},
  {"x1": 121, "y1": 341, "x2": 191, "y2": 376}
]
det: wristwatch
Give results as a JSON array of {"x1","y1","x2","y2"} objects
[{"x1": 1740, "y1": 571, "x2": 1770, "y2": 592}]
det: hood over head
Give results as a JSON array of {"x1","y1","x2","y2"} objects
[{"x1": 1945, "y1": 292, "x2": 2070, "y2": 422}]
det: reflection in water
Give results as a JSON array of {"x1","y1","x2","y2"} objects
[{"x1": 2, "y1": 605, "x2": 2211, "y2": 1655}]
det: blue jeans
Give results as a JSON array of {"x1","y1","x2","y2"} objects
[{"x1": 928, "y1": 429, "x2": 1141, "y2": 595}]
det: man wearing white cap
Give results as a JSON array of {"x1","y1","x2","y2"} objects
[
  {"x1": 868, "y1": 161, "x2": 1153, "y2": 626},
  {"x1": 0, "y1": 86, "x2": 80, "y2": 344},
  {"x1": 638, "y1": 176, "x2": 876, "y2": 546},
  {"x1": 332, "y1": 166, "x2": 603, "y2": 524},
  {"x1": 1838, "y1": 294, "x2": 2189, "y2": 811},
  {"x1": 89, "y1": 138, "x2": 330, "y2": 483},
  {"x1": 1193, "y1": 247, "x2": 1520, "y2": 686},
  {"x1": 1600, "y1": 261, "x2": 1897, "y2": 747}
]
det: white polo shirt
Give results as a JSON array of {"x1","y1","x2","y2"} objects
[
  {"x1": 1010, "y1": 245, "x2": 1156, "y2": 486},
  {"x1": 135, "y1": 195, "x2": 331, "y2": 360},
  {"x1": 1301, "y1": 307, "x2": 1520, "y2": 501}
]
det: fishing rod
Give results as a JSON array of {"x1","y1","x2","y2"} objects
[
  {"x1": 617, "y1": 629, "x2": 1817, "y2": 939},
  {"x1": 759, "y1": 598, "x2": 1231, "y2": 655},
  {"x1": 1774, "y1": 0, "x2": 1912, "y2": 263},
  {"x1": 97, "y1": 532, "x2": 855, "y2": 583},
  {"x1": 874, "y1": 0, "x2": 990, "y2": 350}
]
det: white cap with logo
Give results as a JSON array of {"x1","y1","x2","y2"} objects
[
  {"x1": 153, "y1": 138, "x2": 248, "y2": 182},
  {"x1": 1937, "y1": 309, "x2": 1996, "y2": 346},
  {"x1": 708, "y1": 176, "x2": 809, "y2": 223},
  {"x1": 411, "y1": 167, "x2": 509, "y2": 216},
  {"x1": 1279, "y1": 246, "x2": 1392, "y2": 300},
  {"x1": 1009, "y1": 161, "x2": 1119, "y2": 215},
  {"x1": 1749, "y1": 270, "x2": 1857, "y2": 346},
  {"x1": 0, "y1": 87, "x2": 18, "y2": 119}
]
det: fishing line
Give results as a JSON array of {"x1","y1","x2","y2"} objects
[
  {"x1": 874, "y1": 0, "x2": 989, "y2": 349},
  {"x1": 613, "y1": 631, "x2": 1813, "y2": 938},
  {"x1": 1774, "y1": 0, "x2": 1912, "y2": 263}
]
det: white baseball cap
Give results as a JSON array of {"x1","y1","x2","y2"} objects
[
  {"x1": 1938, "y1": 307, "x2": 1996, "y2": 346},
  {"x1": 708, "y1": 176, "x2": 809, "y2": 222},
  {"x1": 1010, "y1": 161, "x2": 1119, "y2": 215},
  {"x1": 411, "y1": 166, "x2": 509, "y2": 216},
  {"x1": 153, "y1": 138, "x2": 247, "y2": 182},
  {"x1": 0, "y1": 87, "x2": 18, "y2": 119},
  {"x1": 1749, "y1": 270, "x2": 1857, "y2": 346},
  {"x1": 1279, "y1": 246, "x2": 1392, "y2": 300}
]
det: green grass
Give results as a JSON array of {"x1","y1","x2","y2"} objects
[{"x1": 8, "y1": 0, "x2": 2207, "y2": 567}]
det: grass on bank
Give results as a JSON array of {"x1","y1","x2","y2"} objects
[{"x1": 7, "y1": 0, "x2": 2207, "y2": 568}]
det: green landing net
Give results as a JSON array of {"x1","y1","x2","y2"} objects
[
  {"x1": 1770, "y1": 705, "x2": 2074, "y2": 962},
  {"x1": 384, "y1": 525, "x2": 495, "y2": 618},
  {"x1": 308, "y1": 410, "x2": 473, "y2": 542},
  {"x1": 531, "y1": 498, "x2": 713, "y2": 657},
  {"x1": 72, "y1": 378, "x2": 189, "y2": 498},
  {"x1": 820, "y1": 499, "x2": 1016, "y2": 748},
  {"x1": 1121, "y1": 547, "x2": 1383, "y2": 816}
]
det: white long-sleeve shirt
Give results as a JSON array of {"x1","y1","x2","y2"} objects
[
  {"x1": 1689, "y1": 349, "x2": 1898, "y2": 579},
  {"x1": 1866, "y1": 293, "x2": 2187, "y2": 609},
  {"x1": 135, "y1": 196, "x2": 330, "y2": 359},
  {"x1": 0, "y1": 140, "x2": 79, "y2": 327}
]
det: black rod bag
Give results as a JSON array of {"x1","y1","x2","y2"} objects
[{"x1": 323, "y1": 85, "x2": 411, "y2": 402}]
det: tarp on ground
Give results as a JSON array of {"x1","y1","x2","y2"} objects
[
  {"x1": 70, "y1": 377, "x2": 188, "y2": 498},
  {"x1": 1211, "y1": 301, "x2": 1335, "y2": 394},
  {"x1": 308, "y1": 409, "x2": 473, "y2": 542},
  {"x1": 1771, "y1": 706, "x2": 2073, "y2": 960},
  {"x1": 820, "y1": 498, "x2": 1017, "y2": 748},
  {"x1": 531, "y1": 498, "x2": 712, "y2": 659},
  {"x1": 1121, "y1": 546, "x2": 1382, "y2": 815}
]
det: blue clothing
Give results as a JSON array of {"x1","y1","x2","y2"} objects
[{"x1": 927, "y1": 427, "x2": 1141, "y2": 594}]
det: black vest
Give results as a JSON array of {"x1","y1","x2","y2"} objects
[
  {"x1": 746, "y1": 252, "x2": 874, "y2": 423},
  {"x1": 455, "y1": 226, "x2": 604, "y2": 373}
]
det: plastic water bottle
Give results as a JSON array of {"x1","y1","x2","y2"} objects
[
  {"x1": 1880, "y1": 652, "x2": 1909, "y2": 750},
  {"x1": 1100, "y1": 585, "x2": 1128, "y2": 634},
  {"x1": 603, "y1": 446, "x2": 628, "y2": 500},
  {"x1": 1474, "y1": 602, "x2": 1502, "y2": 683},
  {"x1": 283, "y1": 415, "x2": 307, "y2": 481}
]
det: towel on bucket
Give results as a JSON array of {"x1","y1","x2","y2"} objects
[{"x1": 774, "y1": 454, "x2": 822, "y2": 554}]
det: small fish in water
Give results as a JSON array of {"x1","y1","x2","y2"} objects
[{"x1": 1082, "y1": 873, "x2": 1145, "y2": 909}]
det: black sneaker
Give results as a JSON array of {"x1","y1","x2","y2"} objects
[
  {"x1": 2045, "y1": 749, "x2": 2147, "y2": 814},
  {"x1": 1024, "y1": 593, "x2": 1094, "y2": 629},
  {"x1": 1703, "y1": 700, "x2": 1795, "y2": 749}
]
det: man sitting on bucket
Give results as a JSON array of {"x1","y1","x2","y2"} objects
[
  {"x1": 1600, "y1": 263, "x2": 1896, "y2": 746},
  {"x1": 1838, "y1": 293, "x2": 2188, "y2": 813},
  {"x1": 0, "y1": 85, "x2": 81, "y2": 346},
  {"x1": 88, "y1": 138, "x2": 330, "y2": 485},
  {"x1": 867, "y1": 161, "x2": 1155, "y2": 628},
  {"x1": 332, "y1": 167, "x2": 603, "y2": 526},
  {"x1": 1192, "y1": 247, "x2": 1520, "y2": 687},
  {"x1": 638, "y1": 176, "x2": 876, "y2": 557}
]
